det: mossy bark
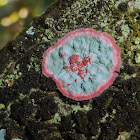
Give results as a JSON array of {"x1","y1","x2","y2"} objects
[{"x1": 0, "y1": 0, "x2": 140, "y2": 139}]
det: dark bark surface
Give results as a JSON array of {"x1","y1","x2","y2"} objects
[{"x1": 0, "y1": 0, "x2": 140, "y2": 139}]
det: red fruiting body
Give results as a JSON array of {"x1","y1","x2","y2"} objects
[{"x1": 64, "y1": 54, "x2": 91, "y2": 79}]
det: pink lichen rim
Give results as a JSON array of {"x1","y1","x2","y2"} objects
[{"x1": 42, "y1": 28, "x2": 122, "y2": 101}]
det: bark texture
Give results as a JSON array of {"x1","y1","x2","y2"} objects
[{"x1": 0, "y1": 0, "x2": 140, "y2": 139}]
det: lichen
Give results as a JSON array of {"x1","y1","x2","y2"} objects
[
  {"x1": 43, "y1": 28, "x2": 121, "y2": 100},
  {"x1": 135, "y1": 52, "x2": 140, "y2": 64},
  {"x1": 27, "y1": 57, "x2": 40, "y2": 72},
  {"x1": 26, "y1": 26, "x2": 35, "y2": 35},
  {"x1": 0, "y1": 64, "x2": 22, "y2": 87},
  {"x1": 0, "y1": 104, "x2": 5, "y2": 110},
  {"x1": 47, "y1": 113, "x2": 61, "y2": 124},
  {"x1": 54, "y1": 96, "x2": 92, "y2": 116},
  {"x1": 112, "y1": 109, "x2": 116, "y2": 114}
]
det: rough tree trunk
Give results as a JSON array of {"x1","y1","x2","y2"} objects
[{"x1": 0, "y1": 0, "x2": 140, "y2": 139}]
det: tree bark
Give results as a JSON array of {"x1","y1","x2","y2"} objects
[{"x1": 0, "y1": 0, "x2": 139, "y2": 139}]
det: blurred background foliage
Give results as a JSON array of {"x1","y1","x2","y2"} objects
[{"x1": 0, "y1": 0, "x2": 56, "y2": 50}]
